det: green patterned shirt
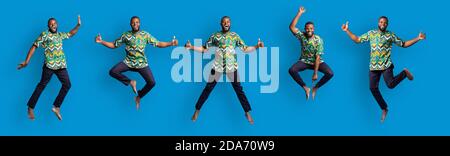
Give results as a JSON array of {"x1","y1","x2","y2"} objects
[
  {"x1": 33, "y1": 31, "x2": 71, "y2": 70},
  {"x1": 293, "y1": 29, "x2": 324, "y2": 65},
  {"x1": 359, "y1": 30, "x2": 404, "y2": 71},
  {"x1": 205, "y1": 31, "x2": 247, "y2": 72},
  {"x1": 114, "y1": 31, "x2": 159, "y2": 69}
]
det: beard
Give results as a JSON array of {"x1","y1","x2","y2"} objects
[
  {"x1": 132, "y1": 26, "x2": 140, "y2": 32},
  {"x1": 378, "y1": 26, "x2": 386, "y2": 32},
  {"x1": 221, "y1": 25, "x2": 230, "y2": 32},
  {"x1": 49, "y1": 28, "x2": 57, "y2": 33},
  {"x1": 305, "y1": 31, "x2": 314, "y2": 38}
]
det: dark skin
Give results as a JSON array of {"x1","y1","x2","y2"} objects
[
  {"x1": 95, "y1": 18, "x2": 178, "y2": 48},
  {"x1": 341, "y1": 18, "x2": 426, "y2": 46},
  {"x1": 18, "y1": 16, "x2": 81, "y2": 120},
  {"x1": 289, "y1": 6, "x2": 322, "y2": 99},
  {"x1": 342, "y1": 18, "x2": 426, "y2": 123},
  {"x1": 185, "y1": 17, "x2": 263, "y2": 125},
  {"x1": 18, "y1": 15, "x2": 81, "y2": 70},
  {"x1": 95, "y1": 17, "x2": 178, "y2": 110},
  {"x1": 184, "y1": 17, "x2": 264, "y2": 53}
]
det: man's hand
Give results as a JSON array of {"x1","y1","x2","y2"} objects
[
  {"x1": 184, "y1": 40, "x2": 192, "y2": 50},
  {"x1": 312, "y1": 73, "x2": 318, "y2": 81},
  {"x1": 17, "y1": 61, "x2": 28, "y2": 70},
  {"x1": 418, "y1": 32, "x2": 426, "y2": 40},
  {"x1": 77, "y1": 15, "x2": 81, "y2": 26},
  {"x1": 341, "y1": 21, "x2": 349, "y2": 32},
  {"x1": 172, "y1": 36, "x2": 179, "y2": 46},
  {"x1": 257, "y1": 38, "x2": 264, "y2": 48},
  {"x1": 299, "y1": 6, "x2": 306, "y2": 14},
  {"x1": 95, "y1": 33, "x2": 103, "y2": 43}
]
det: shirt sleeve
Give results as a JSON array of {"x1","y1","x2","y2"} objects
[
  {"x1": 358, "y1": 31, "x2": 370, "y2": 43},
  {"x1": 60, "y1": 32, "x2": 70, "y2": 40},
  {"x1": 146, "y1": 33, "x2": 159, "y2": 47},
  {"x1": 33, "y1": 32, "x2": 45, "y2": 48},
  {"x1": 293, "y1": 28, "x2": 304, "y2": 41},
  {"x1": 316, "y1": 38, "x2": 324, "y2": 55},
  {"x1": 391, "y1": 32, "x2": 405, "y2": 47},
  {"x1": 114, "y1": 33, "x2": 125, "y2": 47},
  {"x1": 235, "y1": 34, "x2": 248, "y2": 51},
  {"x1": 204, "y1": 33, "x2": 215, "y2": 49}
]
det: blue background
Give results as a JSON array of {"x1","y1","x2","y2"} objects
[{"x1": 1, "y1": 0, "x2": 448, "y2": 135}]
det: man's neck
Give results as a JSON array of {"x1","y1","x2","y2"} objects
[{"x1": 378, "y1": 29, "x2": 387, "y2": 33}]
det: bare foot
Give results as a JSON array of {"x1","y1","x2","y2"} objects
[
  {"x1": 303, "y1": 86, "x2": 311, "y2": 100},
  {"x1": 28, "y1": 107, "x2": 35, "y2": 120},
  {"x1": 312, "y1": 87, "x2": 318, "y2": 100},
  {"x1": 403, "y1": 68, "x2": 414, "y2": 80},
  {"x1": 135, "y1": 96, "x2": 141, "y2": 110},
  {"x1": 191, "y1": 109, "x2": 200, "y2": 122},
  {"x1": 130, "y1": 80, "x2": 137, "y2": 94},
  {"x1": 245, "y1": 112, "x2": 254, "y2": 125},
  {"x1": 381, "y1": 109, "x2": 388, "y2": 123},
  {"x1": 51, "y1": 107, "x2": 62, "y2": 121}
]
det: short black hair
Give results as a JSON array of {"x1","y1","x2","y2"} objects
[
  {"x1": 379, "y1": 16, "x2": 389, "y2": 22},
  {"x1": 305, "y1": 21, "x2": 314, "y2": 27},
  {"x1": 130, "y1": 16, "x2": 140, "y2": 22},
  {"x1": 221, "y1": 16, "x2": 230, "y2": 22},
  {"x1": 48, "y1": 17, "x2": 56, "y2": 23}
]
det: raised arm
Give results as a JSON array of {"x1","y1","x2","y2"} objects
[
  {"x1": 341, "y1": 21, "x2": 361, "y2": 43},
  {"x1": 289, "y1": 6, "x2": 306, "y2": 33},
  {"x1": 95, "y1": 33, "x2": 117, "y2": 49},
  {"x1": 17, "y1": 45, "x2": 37, "y2": 70},
  {"x1": 68, "y1": 15, "x2": 81, "y2": 37},
  {"x1": 184, "y1": 40, "x2": 207, "y2": 53},
  {"x1": 402, "y1": 32, "x2": 426, "y2": 48}
]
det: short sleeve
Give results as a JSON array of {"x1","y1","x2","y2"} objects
[
  {"x1": 114, "y1": 33, "x2": 125, "y2": 47},
  {"x1": 204, "y1": 33, "x2": 215, "y2": 49},
  {"x1": 60, "y1": 32, "x2": 70, "y2": 40},
  {"x1": 146, "y1": 33, "x2": 159, "y2": 47},
  {"x1": 33, "y1": 32, "x2": 45, "y2": 48},
  {"x1": 359, "y1": 31, "x2": 370, "y2": 43},
  {"x1": 235, "y1": 34, "x2": 248, "y2": 51},
  {"x1": 391, "y1": 32, "x2": 405, "y2": 47},
  {"x1": 292, "y1": 28, "x2": 304, "y2": 41},
  {"x1": 316, "y1": 38, "x2": 324, "y2": 55}
]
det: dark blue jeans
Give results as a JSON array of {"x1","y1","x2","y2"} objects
[
  {"x1": 195, "y1": 69, "x2": 252, "y2": 112},
  {"x1": 369, "y1": 64, "x2": 407, "y2": 110},
  {"x1": 289, "y1": 60, "x2": 334, "y2": 89},
  {"x1": 109, "y1": 62, "x2": 156, "y2": 98},
  {"x1": 27, "y1": 65, "x2": 71, "y2": 109}
]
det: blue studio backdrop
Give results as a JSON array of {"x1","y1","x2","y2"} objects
[{"x1": 1, "y1": 0, "x2": 448, "y2": 135}]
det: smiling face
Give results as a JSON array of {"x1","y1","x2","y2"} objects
[
  {"x1": 304, "y1": 23, "x2": 314, "y2": 38},
  {"x1": 378, "y1": 17, "x2": 388, "y2": 32},
  {"x1": 130, "y1": 17, "x2": 140, "y2": 32},
  {"x1": 48, "y1": 19, "x2": 58, "y2": 33},
  {"x1": 221, "y1": 16, "x2": 231, "y2": 33}
]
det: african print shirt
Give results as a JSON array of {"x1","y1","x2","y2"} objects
[
  {"x1": 293, "y1": 29, "x2": 324, "y2": 65},
  {"x1": 114, "y1": 31, "x2": 159, "y2": 69},
  {"x1": 359, "y1": 30, "x2": 404, "y2": 71},
  {"x1": 205, "y1": 31, "x2": 248, "y2": 72},
  {"x1": 33, "y1": 31, "x2": 71, "y2": 70}
]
